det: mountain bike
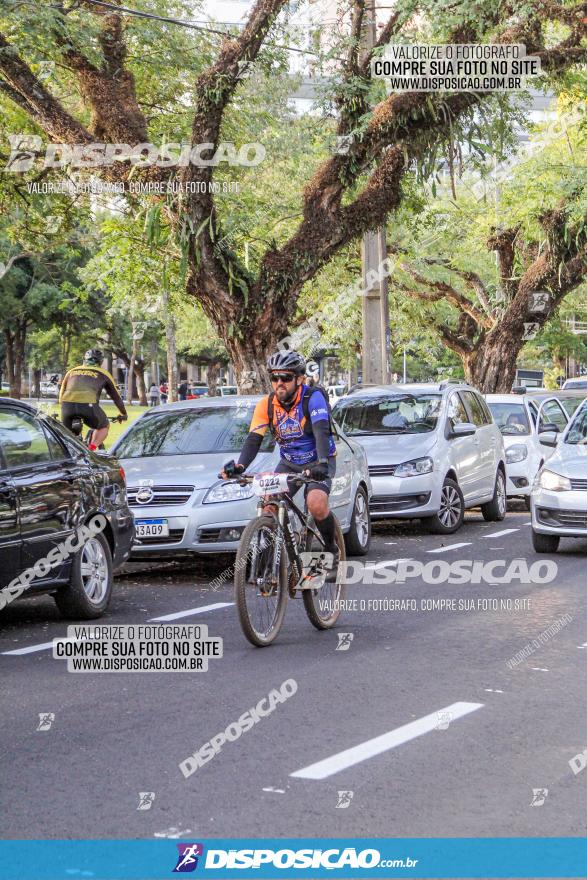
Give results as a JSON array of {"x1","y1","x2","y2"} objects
[{"x1": 225, "y1": 471, "x2": 347, "y2": 647}]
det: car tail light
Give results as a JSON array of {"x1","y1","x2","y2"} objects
[{"x1": 119, "y1": 466, "x2": 126, "y2": 483}]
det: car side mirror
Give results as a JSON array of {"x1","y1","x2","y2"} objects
[
  {"x1": 538, "y1": 430, "x2": 559, "y2": 448},
  {"x1": 540, "y1": 422, "x2": 560, "y2": 434},
  {"x1": 450, "y1": 421, "x2": 477, "y2": 437}
]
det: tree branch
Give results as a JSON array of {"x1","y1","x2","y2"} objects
[{"x1": 0, "y1": 33, "x2": 93, "y2": 144}]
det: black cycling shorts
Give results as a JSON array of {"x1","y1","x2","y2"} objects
[
  {"x1": 275, "y1": 457, "x2": 336, "y2": 496},
  {"x1": 61, "y1": 402, "x2": 109, "y2": 431}
]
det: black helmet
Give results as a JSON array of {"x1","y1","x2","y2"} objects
[
  {"x1": 267, "y1": 350, "x2": 306, "y2": 375},
  {"x1": 84, "y1": 348, "x2": 103, "y2": 366}
]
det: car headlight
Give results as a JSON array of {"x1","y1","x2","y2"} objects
[
  {"x1": 506, "y1": 444, "x2": 528, "y2": 463},
  {"x1": 394, "y1": 456, "x2": 434, "y2": 477},
  {"x1": 538, "y1": 469, "x2": 571, "y2": 492},
  {"x1": 203, "y1": 481, "x2": 254, "y2": 504}
]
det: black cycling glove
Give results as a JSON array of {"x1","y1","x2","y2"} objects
[
  {"x1": 308, "y1": 459, "x2": 329, "y2": 481},
  {"x1": 222, "y1": 460, "x2": 245, "y2": 478}
]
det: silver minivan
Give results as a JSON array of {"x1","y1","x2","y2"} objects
[{"x1": 333, "y1": 383, "x2": 507, "y2": 534}]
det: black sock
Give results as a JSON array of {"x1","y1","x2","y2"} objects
[{"x1": 316, "y1": 512, "x2": 336, "y2": 551}]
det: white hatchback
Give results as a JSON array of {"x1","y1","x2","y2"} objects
[
  {"x1": 485, "y1": 393, "x2": 570, "y2": 509},
  {"x1": 532, "y1": 401, "x2": 587, "y2": 552},
  {"x1": 333, "y1": 383, "x2": 506, "y2": 534}
]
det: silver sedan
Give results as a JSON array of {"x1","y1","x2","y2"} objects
[{"x1": 110, "y1": 396, "x2": 372, "y2": 559}]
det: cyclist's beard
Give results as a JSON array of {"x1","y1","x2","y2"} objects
[{"x1": 276, "y1": 386, "x2": 298, "y2": 407}]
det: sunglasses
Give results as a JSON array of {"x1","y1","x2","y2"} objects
[{"x1": 270, "y1": 372, "x2": 296, "y2": 383}]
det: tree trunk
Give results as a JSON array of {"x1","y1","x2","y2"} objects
[
  {"x1": 4, "y1": 331, "x2": 16, "y2": 398},
  {"x1": 33, "y1": 368, "x2": 42, "y2": 398},
  {"x1": 207, "y1": 361, "x2": 220, "y2": 397},
  {"x1": 61, "y1": 330, "x2": 72, "y2": 376},
  {"x1": 126, "y1": 339, "x2": 137, "y2": 404},
  {"x1": 4, "y1": 324, "x2": 26, "y2": 399},
  {"x1": 463, "y1": 332, "x2": 521, "y2": 393},
  {"x1": 161, "y1": 286, "x2": 178, "y2": 403},
  {"x1": 134, "y1": 359, "x2": 148, "y2": 406},
  {"x1": 149, "y1": 338, "x2": 159, "y2": 387}
]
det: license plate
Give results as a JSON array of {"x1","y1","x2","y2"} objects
[{"x1": 135, "y1": 519, "x2": 169, "y2": 538}]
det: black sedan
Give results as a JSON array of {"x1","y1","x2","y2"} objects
[{"x1": 0, "y1": 399, "x2": 134, "y2": 619}]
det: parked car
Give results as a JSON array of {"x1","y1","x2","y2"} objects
[
  {"x1": 332, "y1": 383, "x2": 506, "y2": 534},
  {"x1": 523, "y1": 388, "x2": 587, "y2": 419},
  {"x1": 111, "y1": 396, "x2": 372, "y2": 559},
  {"x1": 327, "y1": 385, "x2": 347, "y2": 406},
  {"x1": 219, "y1": 386, "x2": 238, "y2": 396},
  {"x1": 0, "y1": 399, "x2": 134, "y2": 618},
  {"x1": 485, "y1": 392, "x2": 571, "y2": 509},
  {"x1": 188, "y1": 382, "x2": 209, "y2": 398},
  {"x1": 562, "y1": 376, "x2": 587, "y2": 390},
  {"x1": 531, "y1": 400, "x2": 587, "y2": 552}
]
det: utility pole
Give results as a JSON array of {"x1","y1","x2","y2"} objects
[{"x1": 361, "y1": 0, "x2": 391, "y2": 385}]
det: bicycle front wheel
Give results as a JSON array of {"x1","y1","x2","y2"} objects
[
  {"x1": 302, "y1": 515, "x2": 347, "y2": 630},
  {"x1": 234, "y1": 516, "x2": 288, "y2": 647}
]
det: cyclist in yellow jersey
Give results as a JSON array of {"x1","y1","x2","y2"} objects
[{"x1": 59, "y1": 349, "x2": 127, "y2": 449}]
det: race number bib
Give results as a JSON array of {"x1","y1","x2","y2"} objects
[{"x1": 251, "y1": 472, "x2": 290, "y2": 496}]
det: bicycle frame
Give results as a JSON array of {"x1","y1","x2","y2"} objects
[{"x1": 251, "y1": 487, "x2": 326, "y2": 593}]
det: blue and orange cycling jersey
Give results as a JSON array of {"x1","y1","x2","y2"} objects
[{"x1": 249, "y1": 384, "x2": 336, "y2": 466}]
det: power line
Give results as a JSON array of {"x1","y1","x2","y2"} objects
[{"x1": 82, "y1": 0, "x2": 332, "y2": 58}]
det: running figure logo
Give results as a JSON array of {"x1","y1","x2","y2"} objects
[
  {"x1": 336, "y1": 790, "x2": 354, "y2": 808},
  {"x1": 336, "y1": 632, "x2": 354, "y2": 651},
  {"x1": 173, "y1": 843, "x2": 204, "y2": 872},
  {"x1": 530, "y1": 788, "x2": 549, "y2": 807},
  {"x1": 137, "y1": 792, "x2": 155, "y2": 811},
  {"x1": 37, "y1": 713, "x2": 55, "y2": 731}
]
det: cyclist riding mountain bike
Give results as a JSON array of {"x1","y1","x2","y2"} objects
[
  {"x1": 59, "y1": 349, "x2": 127, "y2": 450},
  {"x1": 221, "y1": 350, "x2": 339, "y2": 580}
]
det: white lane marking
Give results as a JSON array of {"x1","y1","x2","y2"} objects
[
  {"x1": 427, "y1": 542, "x2": 471, "y2": 554},
  {"x1": 482, "y1": 528, "x2": 519, "y2": 538},
  {"x1": 290, "y1": 701, "x2": 484, "y2": 780},
  {"x1": 2, "y1": 637, "x2": 77, "y2": 656},
  {"x1": 262, "y1": 787, "x2": 286, "y2": 793},
  {"x1": 384, "y1": 541, "x2": 398, "y2": 545},
  {"x1": 531, "y1": 667, "x2": 549, "y2": 672},
  {"x1": 523, "y1": 522, "x2": 532, "y2": 526},
  {"x1": 577, "y1": 643, "x2": 587, "y2": 650},
  {"x1": 149, "y1": 602, "x2": 234, "y2": 621},
  {"x1": 484, "y1": 688, "x2": 504, "y2": 693},
  {"x1": 2, "y1": 603, "x2": 235, "y2": 654},
  {"x1": 364, "y1": 558, "x2": 411, "y2": 571}
]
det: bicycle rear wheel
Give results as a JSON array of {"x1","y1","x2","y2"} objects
[
  {"x1": 234, "y1": 515, "x2": 288, "y2": 647},
  {"x1": 302, "y1": 516, "x2": 347, "y2": 630}
]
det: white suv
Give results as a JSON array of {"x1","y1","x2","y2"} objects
[{"x1": 333, "y1": 383, "x2": 506, "y2": 534}]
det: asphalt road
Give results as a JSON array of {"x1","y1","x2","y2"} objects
[{"x1": 2, "y1": 507, "x2": 587, "y2": 841}]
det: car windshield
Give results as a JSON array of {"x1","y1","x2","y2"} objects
[
  {"x1": 333, "y1": 393, "x2": 442, "y2": 435},
  {"x1": 565, "y1": 406, "x2": 587, "y2": 444},
  {"x1": 113, "y1": 405, "x2": 273, "y2": 458},
  {"x1": 487, "y1": 402, "x2": 530, "y2": 435}
]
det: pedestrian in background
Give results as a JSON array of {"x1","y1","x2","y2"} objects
[
  {"x1": 159, "y1": 380, "x2": 168, "y2": 405},
  {"x1": 148, "y1": 383, "x2": 160, "y2": 407},
  {"x1": 178, "y1": 380, "x2": 188, "y2": 401}
]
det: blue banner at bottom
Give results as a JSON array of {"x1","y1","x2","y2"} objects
[{"x1": 1, "y1": 838, "x2": 587, "y2": 880}]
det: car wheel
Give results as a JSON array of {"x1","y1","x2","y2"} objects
[
  {"x1": 532, "y1": 531, "x2": 560, "y2": 553},
  {"x1": 428, "y1": 478, "x2": 465, "y2": 534},
  {"x1": 344, "y1": 486, "x2": 371, "y2": 556},
  {"x1": 481, "y1": 469, "x2": 507, "y2": 522},
  {"x1": 54, "y1": 532, "x2": 113, "y2": 619}
]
